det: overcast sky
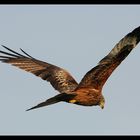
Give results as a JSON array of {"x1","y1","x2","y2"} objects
[{"x1": 0, "y1": 5, "x2": 140, "y2": 135}]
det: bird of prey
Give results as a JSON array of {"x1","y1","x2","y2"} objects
[{"x1": 0, "y1": 26, "x2": 140, "y2": 111}]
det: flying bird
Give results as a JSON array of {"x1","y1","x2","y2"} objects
[{"x1": 0, "y1": 26, "x2": 140, "y2": 111}]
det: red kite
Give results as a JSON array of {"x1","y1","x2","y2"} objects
[{"x1": 0, "y1": 26, "x2": 140, "y2": 111}]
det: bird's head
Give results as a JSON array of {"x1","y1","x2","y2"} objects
[{"x1": 99, "y1": 96, "x2": 105, "y2": 109}]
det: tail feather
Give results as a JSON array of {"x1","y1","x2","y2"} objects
[
  {"x1": 26, "y1": 98, "x2": 59, "y2": 111},
  {"x1": 26, "y1": 93, "x2": 76, "y2": 111}
]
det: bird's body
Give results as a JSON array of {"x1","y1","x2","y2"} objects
[
  {"x1": 70, "y1": 88, "x2": 104, "y2": 107},
  {"x1": 0, "y1": 26, "x2": 140, "y2": 111}
]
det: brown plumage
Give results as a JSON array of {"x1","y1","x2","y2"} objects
[{"x1": 0, "y1": 26, "x2": 140, "y2": 111}]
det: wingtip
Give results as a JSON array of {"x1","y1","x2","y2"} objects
[
  {"x1": 129, "y1": 26, "x2": 140, "y2": 44},
  {"x1": 1, "y1": 45, "x2": 7, "y2": 48},
  {"x1": 20, "y1": 48, "x2": 23, "y2": 51},
  {"x1": 20, "y1": 48, "x2": 34, "y2": 58}
]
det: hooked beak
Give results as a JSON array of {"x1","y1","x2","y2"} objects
[{"x1": 99, "y1": 102, "x2": 104, "y2": 109}]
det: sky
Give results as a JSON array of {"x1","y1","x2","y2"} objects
[{"x1": 0, "y1": 5, "x2": 140, "y2": 135}]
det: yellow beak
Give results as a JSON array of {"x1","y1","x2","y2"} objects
[{"x1": 99, "y1": 102, "x2": 104, "y2": 109}]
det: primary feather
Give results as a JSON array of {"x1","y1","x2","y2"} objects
[
  {"x1": 0, "y1": 45, "x2": 78, "y2": 93},
  {"x1": 0, "y1": 26, "x2": 140, "y2": 111}
]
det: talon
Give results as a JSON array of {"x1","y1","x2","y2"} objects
[{"x1": 69, "y1": 99, "x2": 76, "y2": 103}]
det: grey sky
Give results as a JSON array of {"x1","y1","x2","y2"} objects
[{"x1": 0, "y1": 5, "x2": 140, "y2": 135}]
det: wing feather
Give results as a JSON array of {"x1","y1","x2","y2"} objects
[
  {"x1": 0, "y1": 46, "x2": 78, "y2": 93},
  {"x1": 76, "y1": 26, "x2": 140, "y2": 90}
]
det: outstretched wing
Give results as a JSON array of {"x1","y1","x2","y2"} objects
[
  {"x1": 0, "y1": 45, "x2": 78, "y2": 93},
  {"x1": 77, "y1": 26, "x2": 140, "y2": 90}
]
